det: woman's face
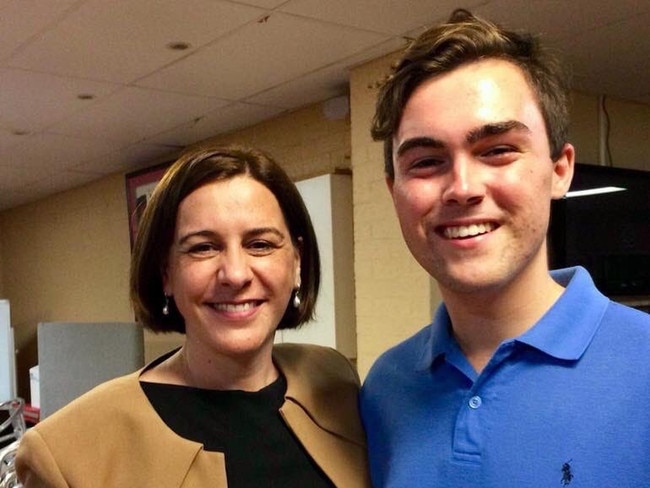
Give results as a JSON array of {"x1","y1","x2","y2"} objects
[{"x1": 163, "y1": 176, "x2": 300, "y2": 361}]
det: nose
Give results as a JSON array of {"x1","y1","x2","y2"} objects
[
  {"x1": 216, "y1": 249, "x2": 253, "y2": 288},
  {"x1": 441, "y1": 159, "x2": 485, "y2": 206}
]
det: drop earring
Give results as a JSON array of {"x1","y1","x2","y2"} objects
[
  {"x1": 162, "y1": 295, "x2": 170, "y2": 316},
  {"x1": 292, "y1": 289, "x2": 301, "y2": 308}
]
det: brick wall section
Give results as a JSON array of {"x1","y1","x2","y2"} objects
[{"x1": 350, "y1": 54, "x2": 438, "y2": 379}]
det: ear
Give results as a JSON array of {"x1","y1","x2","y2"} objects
[
  {"x1": 385, "y1": 175, "x2": 395, "y2": 197},
  {"x1": 294, "y1": 237, "x2": 302, "y2": 288},
  {"x1": 551, "y1": 143, "x2": 575, "y2": 199}
]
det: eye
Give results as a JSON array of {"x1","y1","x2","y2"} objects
[
  {"x1": 396, "y1": 142, "x2": 447, "y2": 173},
  {"x1": 412, "y1": 157, "x2": 445, "y2": 168},
  {"x1": 397, "y1": 154, "x2": 447, "y2": 177},
  {"x1": 484, "y1": 145, "x2": 513, "y2": 156},
  {"x1": 481, "y1": 145, "x2": 519, "y2": 164},
  {"x1": 247, "y1": 239, "x2": 277, "y2": 255},
  {"x1": 185, "y1": 242, "x2": 218, "y2": 256}
]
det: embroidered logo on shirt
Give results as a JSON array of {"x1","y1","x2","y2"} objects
[{"x1": 561, "y1": 459, "x2": 574, "y2": 485}]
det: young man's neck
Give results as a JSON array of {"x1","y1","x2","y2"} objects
[{"x1": 440, "y1": 269, "x2": 565, "y2": 374}]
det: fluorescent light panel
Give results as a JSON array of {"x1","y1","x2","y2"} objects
[{"x1": 565, "y1": 186, "x2": 626, "y2": 198}]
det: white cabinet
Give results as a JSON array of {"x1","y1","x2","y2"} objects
[
  {"x1": 275, "y1": 173, "x2": 356, "y2": 359},
  {"x1": 0, "y1": 299, "x2": 17, "y2": 401}
]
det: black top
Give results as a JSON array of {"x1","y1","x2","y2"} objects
[{"x1": 141, "y1": 375, "x2": 335, "y2": 488}]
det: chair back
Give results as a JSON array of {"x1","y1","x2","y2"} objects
[
  {"x1": 0, "y1": 399, "x2": 25, "y2": 447},
  {"x1": 0, "y1": 439, "x2": 22, "y2": 488},
  {"x1": 0, "y1": 399, "x2": 23, "y2": 488}
]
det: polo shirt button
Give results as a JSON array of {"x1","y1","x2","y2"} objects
[{"x1": 469, "y1": 396, "x2": 482, "y2": 409}]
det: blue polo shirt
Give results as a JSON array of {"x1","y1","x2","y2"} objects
[{"x1": 360, "y1": 267, "x2": 650, "y2": 487}]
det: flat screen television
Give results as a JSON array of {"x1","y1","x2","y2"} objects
[{"x1": 548, "y1": 163, "x2": 650, "y2": 299}]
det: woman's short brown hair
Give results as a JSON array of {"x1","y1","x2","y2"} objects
[
  {"x1": 373, "y1": 9, "x2": 571, "y2": 178},
  {"x1": 130, "y1": 144, "x2": 320, "y2": 333}
]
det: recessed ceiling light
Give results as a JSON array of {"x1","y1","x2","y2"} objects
[{"x1": 167, "y1": 41, "x2": 191, "y2": 51}]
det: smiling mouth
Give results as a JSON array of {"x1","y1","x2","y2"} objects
[
  {"x1": 442, "y1": 222, "x2": 496, "y2": 239},
  {"x1": 212, "y1": 301, "x2": 261, "y2": 312}
]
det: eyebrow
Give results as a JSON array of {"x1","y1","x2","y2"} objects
[
  {"x1": 395, "y1": 136, "x2": 444, "y2": 158},
  {"x1": 395, "y1": 120, "x2": 532, "y2": 157},
  {"x1": 465, "y1": 120, "x2": 531, "y2": 144}
]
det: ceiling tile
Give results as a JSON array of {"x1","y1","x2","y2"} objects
[
  {"x1": 560, "y1": 13, "x2": 650, "y2": 99},
  {"x1": 475, "y1": 0, "x2": 650, "y2": 42},
  {"x1": 50, "y1": 86, "x2": 231, "y2": 144},
  {"x1": 0, "y1": 163, "x2": 37, "y2": 190},
  {"x1": 0, "y1": 188, "x2": 35, "y2": 212},
  {"x1": 0, "y1": 127, "x2": 30, "y2": 153},
  {"x1": 0, "y1": 68, "x2": 120, "y2": 132},
  {"x1": 246, "y1": 65, "x2": 348, "y2": 109},
  {"x1": 76, "y1": 142, "x2": 180, "y2": 176},
  {"x1": 230, "y1": 0, "x2": 286, "y2": 7},
  {"x1": 247, "y1": 37, "x2": 406, "y2": 108},
  {"x1": 19, "y1": 170, "x2": 106, "y2": 203},
  {"x1": 0, "y1": 132, "x2": 116, "y2": 171},
  {"x1": 279, "y1": 0, "x2": 487, "y2": 35},
  {"x1": 0, "y1": 0, "x2": 79, "y2": 61},
  {"x1": 147, "y1": 102, "x2": 285, "y2": 147},
  {"x1": 136, "y1": 11, "x2": 388, "y2": 99},
  {"x1": 6, "y1": 0, "x2": 266, "y2": 83}
]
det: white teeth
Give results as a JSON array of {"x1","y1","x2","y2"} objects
[
  {"x1": 444, "y1": 222, "x2": 494, "y2": 239},
  {"x1": 214, "y1": 302, "x2": 256, "y2": 312}
]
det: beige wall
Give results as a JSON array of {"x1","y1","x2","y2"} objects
[
  {"x1": 0, "y1": 101, "x2": 350, "y2": 400},
  {"x1": 605, "y1": 98, "x2": 650, "y2": 171},
  {"x1": 1, "y1": 50, "x2": 649, "y2": 399},
  {"x1": 568, "y1": 92, "x2": 650, "y2": 171},
  {"x1": 0, "y1": 225, "x2": 5, "y2": 297},
  {"x1": 0, "y1": 174, "x2": 133, "y2": 398}
]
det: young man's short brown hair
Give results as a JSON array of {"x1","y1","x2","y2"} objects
[{"x1": 372, "y1": 9, "x2": 571, "y2": 178}]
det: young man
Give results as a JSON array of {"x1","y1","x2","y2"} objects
[{"x1": 360, "y1": 9, "x2": 650, "y2": 487}]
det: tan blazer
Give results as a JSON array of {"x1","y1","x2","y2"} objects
[{"x1": 16, "y1": 343, "x2": 370, "y2": 488}]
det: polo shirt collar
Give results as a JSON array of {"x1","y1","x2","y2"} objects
[
  {"x1": 516, "y1": 266, "x2": 609, "y2": 360},
  {"x1": 416, "y1": 304, "x2": 454, "y2": 370},
  {"x1": 417, "y1": 266, "x2": 609, "y2": 369}
]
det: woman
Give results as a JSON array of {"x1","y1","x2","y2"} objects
[{"x1": 16, "y1": 145, "x2": 370, "y2": 487}]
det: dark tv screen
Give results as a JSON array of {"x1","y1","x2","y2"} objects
[{"x1": 548, "y1": 163, "x2": 650, "y2": 297}]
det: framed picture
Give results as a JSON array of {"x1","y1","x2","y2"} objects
[{"x1": 125, "y1": 162, "x2": 171, "y2": 247}]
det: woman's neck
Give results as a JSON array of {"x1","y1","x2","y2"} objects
[{"x1": 143, "y1": 344, "x2": 279, "y2": 392}]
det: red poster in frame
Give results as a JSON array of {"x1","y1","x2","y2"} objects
[{"x1": 125, "y1": 162, "x2": 171, "y2": 247}]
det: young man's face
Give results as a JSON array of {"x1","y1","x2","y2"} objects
[{"x1": 388, "y1": 58, "x2": 574, "y2": 296}]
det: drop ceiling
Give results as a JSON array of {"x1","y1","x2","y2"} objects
[{"x1": 1, "y1": 0, "x2": 649, "y2": 211}]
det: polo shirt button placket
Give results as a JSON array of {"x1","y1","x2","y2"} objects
[{"x1": 450, "y1": 392, "x2": 485, "y2": 463}]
